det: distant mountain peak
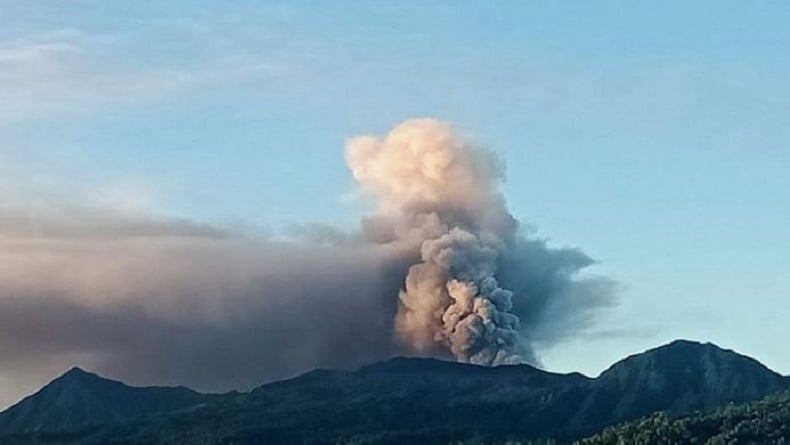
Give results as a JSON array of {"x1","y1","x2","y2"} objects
[
  {"x1": 642, "y1": 339, "x2": 771, "y2": 367},
  {"x1": 664, "y1": 338, "x2": 708, "y2": 346},
  {"x1": 39, "y1": 366, "x2": 125, "y2": 395},
  {"x1": 656, "y1": 338, "x2": 724, "y2": 351},
  {"x1": 0, "y1": 367, "x2": 204, "y2": 434},
  {"x1": 59, "y1": 366, "x2": 99, "y2": 381},
  {"x1": 602, "y1": 339, "x2": 756, "y2": 372},
  {"x1": 589, "y1": 338, "x2": 785, "y2": 423}
]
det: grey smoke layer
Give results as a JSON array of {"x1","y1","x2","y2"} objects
[{"x1": 0, "y1": 119, "x2": 615, "y2": 408}]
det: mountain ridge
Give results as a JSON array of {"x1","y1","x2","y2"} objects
[
  {"x1": 1, "y1": 339, "x2": 787, "y2": 444},
  {"x1": 0, "y1": 365, "x2": 205, "y2": 435}
]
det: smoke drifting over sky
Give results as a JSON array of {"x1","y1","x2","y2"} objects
[{"x1": 0, "y1": 119, "x2": 615, "y2": 408}]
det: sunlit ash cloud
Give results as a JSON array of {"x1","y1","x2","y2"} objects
[{"x1": 0, "y1": 118, "x2": 615, "y2": 405}]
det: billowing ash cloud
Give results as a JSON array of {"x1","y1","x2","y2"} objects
[
  {"x1": 347, "y1": 119, "x2": 614, "y2": 365},
  {"x1": 347, "y1": 119, "x2": 524, "y2": 364},
  {"x1": 0, "y1": 118, "x2": 615, "y2": 408}
]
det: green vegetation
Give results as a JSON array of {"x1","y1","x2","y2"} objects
[{"x1": 579, "y1": 391, "x2": 790, "y2": 444}]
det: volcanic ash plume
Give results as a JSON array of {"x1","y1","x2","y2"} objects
[
  {"x1": 346, "y1": 119, "x2": 525, "y2": 365},
  {"x1": 0, "y1": 117, "x2": 616, "y2": 405}
]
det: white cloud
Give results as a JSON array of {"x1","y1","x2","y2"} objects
[
  {"x1": 88, "y1": 182, "x2": 161, "y2": 214},
  {"x1": 0, "y1": 28, "x2": 286, "y2": 215},
  {"x1": 0, "y1": 31, "x2": 283, "y2": 125}
]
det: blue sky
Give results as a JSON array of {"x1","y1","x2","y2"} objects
[{"x1": 1, "y1": 1, "x2": 789, "y2": 377}]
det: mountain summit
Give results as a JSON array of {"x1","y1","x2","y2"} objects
[
  {"x1": 600, "y1": 339, "x2": 785, "y2": 398},
  {"x1": 0, "y1": 340, "x2": 786, "y2": 443},
  {"x1": 570, "y1": 340, "x2": 787, "y2": 431},
  {"x1": 0, "y1": 366, "x2": 204, "y2": 434}
]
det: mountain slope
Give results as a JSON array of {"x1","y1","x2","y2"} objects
[
  {"x1": 567, "y1": 340, "x2": 788, "y2": 432},
  {"x1": 0, "y1": 367, "x2": 205, "y2": 434},
  {"x1": 579, "y1": 391, "x2": 790, "y2": 444},
  {"x1": 0, "y1": 340, "x2": 786, "y2": 444},
  {"x1": 238, "y1": 357, "x2": 592, "y2": 442}
]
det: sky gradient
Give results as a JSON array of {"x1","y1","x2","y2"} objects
[{"x1": 1, "y1": 1, "x2": 789, "y2": 409}]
